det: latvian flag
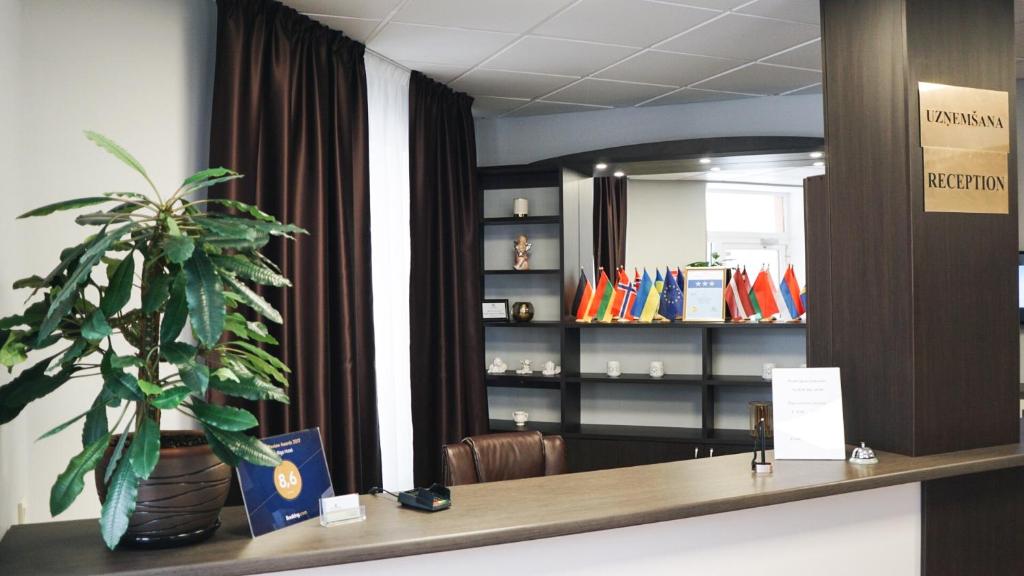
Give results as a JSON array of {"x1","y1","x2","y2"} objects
[{"x1": 725, "y1": 269, "x2": 747, "y2": 320}]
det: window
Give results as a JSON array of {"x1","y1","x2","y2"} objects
[{"x1": 705, "y1": 183, "x2": 805, "y2": 283}]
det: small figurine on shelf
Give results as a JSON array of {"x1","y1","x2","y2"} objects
[
  {"x1": 542, "y1": 361, "x2": 561, "y2": 377},
  {"x1": 516, "y1": 359, "x2": 533, "y2": 375},
  {"x1": 513, "y1": 234, "x2": 531, "y2": 271},
  {"x1": 487, "y1": 357, "x2": 508, "y2": 375}
]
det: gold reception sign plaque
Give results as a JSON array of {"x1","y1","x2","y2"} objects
[
  {"x1": 923, "y1": 148, "x2": 1008, "y2": 214},
  {"x1": 919, "y1": 82, "x2": 1010, "y2": 214},
  {"x1": 919, "y1": 82, "x2": 1009, "y2": 153}
]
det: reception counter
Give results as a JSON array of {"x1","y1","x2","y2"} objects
[{"x1": 2, "y1": 441, "x2": 1024, "y2": 576}]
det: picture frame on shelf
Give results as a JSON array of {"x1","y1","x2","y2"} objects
[
  {"x1": 482, "y1": 299, "x2": 510, "y2": 323},
  {"x1": 682, "y1": 267, "x2": 727, "y2": 322}
]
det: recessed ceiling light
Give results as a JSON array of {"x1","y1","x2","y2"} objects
[
  {"x1": 709, "y1": 167, "x2": 721, "y2": 172},
  {"x1": 595, "y1": 163, "x2": 608, "y2": 170},
  {"x1": 810, "y1": 151, "x2": 823, "y2": 159},
  {"x1": 613, "y1": 171, "x2": 625, "y2": 178},
  {"x1": 699, "y1": 158, "x2": 711, "y2": 164},
  {"x1": 813, "y1": 161, "x2": 825, "y2": 167}
]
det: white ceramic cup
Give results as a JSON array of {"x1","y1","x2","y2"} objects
[
  {"x1": 512, "y1": 410, "x2": 529, "y2": 426},
  {"x1": 762, "y1": 362, "x2": 776, "y2": 381},
  {"x1": 607, "y1": 360, "x2": 621, "y2": 377},
  {"x1": 649, "y1": 361, "x2": 665, "y2": 378}
]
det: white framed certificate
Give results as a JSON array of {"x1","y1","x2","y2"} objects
[
  {"x1": 682, "y1": 267, "x2": 726, "y2": 322},
  {"x1": 771, "y1": 368, "x2": 846, "y2": 460}
]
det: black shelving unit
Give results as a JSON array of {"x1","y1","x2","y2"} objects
[{"x1": 478, "y1": 164, "x2": 804, "y2": 472}]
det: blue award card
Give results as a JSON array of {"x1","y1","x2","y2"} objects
[{"x1": 237, "y1": 427, "x2": 334, "y2": 537}]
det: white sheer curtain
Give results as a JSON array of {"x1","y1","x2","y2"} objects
[{"x1": 365, "y1": 52, "x2": 414, "y2": 491}]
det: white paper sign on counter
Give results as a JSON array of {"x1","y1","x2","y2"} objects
[{"x1": 771, "y1": 367, "x2": 846, "y2": 460}]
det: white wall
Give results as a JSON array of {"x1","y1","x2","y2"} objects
[
  {"x1": 0, "y1": 0, "x2": 217, "y2": 539},
  {"x1": 475, "y1": 94, "x2": 825, "y2": 167},
  {"x1": 625, "y1": 179, "x2": 707, "y2": 271}
]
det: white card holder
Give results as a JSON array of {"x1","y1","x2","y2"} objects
[{"x1": 319, "y1": 493, "x2": 366, "y2": 527}]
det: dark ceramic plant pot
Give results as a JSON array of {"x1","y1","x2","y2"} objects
[{"x1": 95, "y1": 430, "x2": 231, "y2": 549}]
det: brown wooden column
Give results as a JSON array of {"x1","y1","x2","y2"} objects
[{"x1": 814, "y1": 0, "x2": 1019, "y2": 456}]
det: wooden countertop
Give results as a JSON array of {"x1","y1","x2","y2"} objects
[{"x1": 3, "y1": 442, "x2": 1024, "y2": 576}]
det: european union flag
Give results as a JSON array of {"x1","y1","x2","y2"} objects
[{"x1": 659, "y1": 267, "x2": 683, "y2": 320}]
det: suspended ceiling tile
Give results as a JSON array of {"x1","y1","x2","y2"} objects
[
  {"x1": 533, "y1": 0, "x2": 718, "y2": 48},
  {"x1": 306, "y1": 15, "x2": 380, "y2": 43},
  {"x1": 657, "y1": 13, "x2": 819, "y2": 61},
  {"x1": 596, "y1": 50, "x2": 740, "y2": 87},
  {"x1": 694, "y1": 63, "x2": 820, "y2": 95},
  {"x1": 285, "y1": 0, "x2": 404, "y2": 20},
  {"x1": 657, "y1": 0, "x2": 751, "y2": 9},
  {"x1": 786, "y1": 83, "x2": 822, "y2": 96},
  {"x1": 763, "y1": 40, "x2": 821, "y2": 70},
  {"x1": 735, "y1": 0, "x2": 821, "y2": 26},
  {"x1": 392, "y1": 0, "x2": 576, "y2": 34},
  {"x1": 450, "y1": 69, "x2": 578, "y2": 99},
  {"x1": 483, "y1": 36, "x2": 636, "y2": 77},
  {"x1": 398, "y1": 60, "x2": 470, "y2": 83},
  {"x1": 545, "y1": 78, "x2": 677, "y2": 107},
  {"x1": 640, "y1": 88, "x2": 754, "y2": 107},
  {"x1": 472, "y1": 96, "x2": 531, "y2": 118},
  {"x1": 369, "y1": 22, "x2": 515, "y2": 66},
  {"x1": 505, "y1": 101, "x2": 612, "y2": 117}
]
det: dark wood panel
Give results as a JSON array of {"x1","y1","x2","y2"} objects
[
  {"x1": 479, "y1": 165, "x2": 560, "y2": 190},
  {"x1": 5, "y1": 444, "x2": 1024, "y2": 576},
  {"x1": 819, "y1": 0, "x2": 1018, "y2": 455},
  {"x1": 803, "y1": 174, "x2": 831, "y2": 367},
  {"x1": 904, "y1": 0, "x2": 1019, "y2": 454},
  {"x1": 922, "y1": 467, "x2": 1024, "y2": 575}
]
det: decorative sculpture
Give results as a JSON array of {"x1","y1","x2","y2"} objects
[
  {"x1": 513, "y1": 234, "x2": 531, "y2": 271},
  {"x1": 516, "y1": 359, "x2": 533, "y2": 375},
  {"x1": 487, "y1": 357, "x2": 508, "y2": 374}
]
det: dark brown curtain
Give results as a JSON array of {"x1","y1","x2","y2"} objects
[
  {"x1": 408, "y1": 72, "x2": 487, "y2": 486},
  {"x1": 593, "y1": 176, "x2": 628, "y2": 276},
  {"x1": 208, "y1": 0, "x2": 381, "y2": 494}
]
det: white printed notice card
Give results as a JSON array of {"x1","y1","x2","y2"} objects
[{"x1": 771, "y1": 368, "x2": 846, "y2": 460}]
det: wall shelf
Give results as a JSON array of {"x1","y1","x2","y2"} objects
[
  {"x1": 485, "y1": 374, "x2": 562, "y2": 390},
  {"x1": 484, "y1": 216, "x2": 560, "y2": 225},
  {"x1": 565, "y1": 319, "x2": 806, "y2": 329},
  {"x1": 489, "y1": 419, "x2": 562, "y2": 435},
  {"x1": 484, "y1": 321, "x2": 562, "y2": 328},
  {"x1": 483, "y1": 269, "x2": 561, "y2": 276}
]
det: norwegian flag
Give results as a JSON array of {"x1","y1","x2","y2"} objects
[{"x1": 616, "y1": 268, "x2": 637, "y2": 321}]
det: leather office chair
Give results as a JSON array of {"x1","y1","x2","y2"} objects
[{"x1": 441, "y1": 431, "x2": 567, "y2": 486}]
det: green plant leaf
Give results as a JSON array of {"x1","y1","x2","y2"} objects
[
  {"x1": 150, "y1": 386, "x2": 190, "y2": 410},
  {"x1": 81, "y1": 310, "x2": 113, "y2": 341},
  {"x1": 17, "y1": 197, "x2": 115, "y2": 219},
  {"x1": 212, "y1": 254, "x2": 290, "y2": 288},
  {"x1": 202, "y1": 425, "x2": 239, "y2": 466},
  {"x1": 160, "y1": 341, "x2": 195, "y2": 365},
  {"x1": 210, "y1": 372, "x2": 289, "y2": 403},
  {"x1": 159, "y1": 274, "x2": 187, "y2": 345},
  {"x1": 84, "y1": 131, "x2": 150, "y2": 186},
  {"x1": 164, "y1": 214, "x2": 182, "y2": 237},
  {"x1": 100, "y1": 253, "x2": 135, "y2": 316},
  {"x1": 207, "y1": 198, "x2": 276, "y2": 222},
  {"x1": 231, "y1": 340, "x2": 290, "y2": 375},
  {"x1": 183, "y1": 250, "x2": 225, "y2": 347},
  {"x1": 0, "y1": 331, "x2": 28, "y2": 369},
  {"x1": 223, "y1": 350, "x2": 287, "y2": 386},
  {"x1": 137, "y1": 379, "x2": 162, "y2": 395},
  {"x1": 109, "y1": 354, "x2": 142, "y2": 369},
  {"x1": 222, "y1": 274, "x2": 281, "y2": 324},
  {"x1": 141, "y1": 273, "x2": 173, "y2": 314},
  {"x1": 178, "y1": 362, "x2": 209, "y2": 396},
  {"x1": 37, "y1": 223, "x2": 136, "y2": 346},
  {"x1": 50, "y1": 435, "x2": 110, "y2": 517},
  {"x1": 164, "y1": 235, "x2": 195, "y2": 264},
  {"x1": 104, "y1": 427, "x2": 130, "y2": 484},
  {"x1": 180, "y1": 174, "x2": 243, "y2": 197},
  {"x1": 182, "y1": 167, "x2": 237, "y2": 188},
  {"x1": 0, "y1": 357, "x2": 71, "y2": 424},
  {"x1": 100, "y1": 352, "x2": 143, "y2": 402},
  {"x1": 128, "y1": 414, "x2": 160, "y2": 479},
  {"x1": 60, "y1": 339, "x2": 90, "y2": 366},
  {"x1": 12, "y1": 275, "x2": 47, "y2": 290},
  {"x1": 203, "y1": 425, "x2": 281, "y2": 467},
  {"x1": 37, "y1": 409, "x2": 89, "y2": 441},
  {"x1": 189, "y1": 399, "x2": 257, "y2": 431},
  {"x1": 82, "y1": 399, "x2": 109, "y2": 446},
  {"x1": 99, "y1": 454, "x2": 140, "y2": 550}
]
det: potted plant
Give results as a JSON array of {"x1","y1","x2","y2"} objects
[{"x1": 0, "y1": 132, "x2": 302, "y2": 549}]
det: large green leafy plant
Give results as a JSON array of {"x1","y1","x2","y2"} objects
[{"x1": 0, "y1": 132, "x2": 302, "y2": 549}]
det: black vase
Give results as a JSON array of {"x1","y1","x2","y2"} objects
[{"x1": 512, "y1": 301, "x2": 534, "y2": 322}]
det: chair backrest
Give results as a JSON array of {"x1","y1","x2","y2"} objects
[{"x1": 441, "y1": 431, "x2": 567, "y2": 486}]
